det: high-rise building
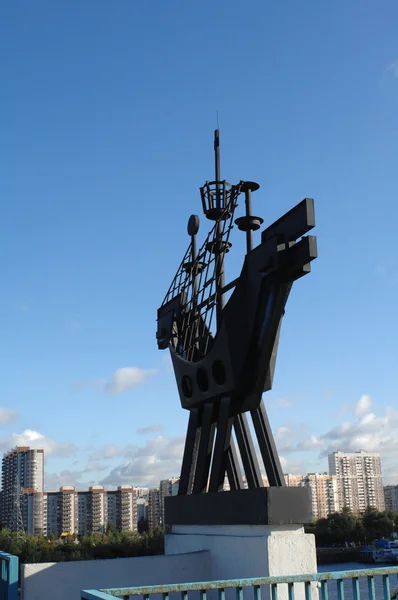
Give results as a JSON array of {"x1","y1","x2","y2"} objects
[
  {"x1": 148, "y1": 488, "x2": 160, "y2": 529},
  {"x1": 88, "y1": 486, "x2": 107, "y2": 533},
  {"x1": 46, "y1": 491, "x2": 60, "y2": 536},
  {"x1": 303, "y1": 473, "x2": 339, "y2": 520},
  {"x1": 328, "y1": 450, "x2": 385, "y2": 512},
  {"x1": 285, "y1": 474, "x2": 304, "y2": 487},
  {"x1": 45, "y1": 487, "x2": 78, "y2": 537},
  {"x1": 60, "y1": 486, "x2": 78, "y2": 535},
  {"x1": 45, "y1": 486, "x2": 138, "y2": 537},
  {"x1": 1, "y1": 447, "x2": 45, "y2": 532},
  {"x1": 137, "y1": 498, "x2": 148, "y2": 524},
  {"x1": 159, "y1": 478, "x2": 179, "y2": 526},
  {"x1": 384, "y1": 485, "x2": 398, "y2": 511},
  {"x1": 107, "y1": 486, "x2": 137, "y2": 532},
  {"x1": 22, "y1": 491, "x2": 47, "y2": 535},
  {"x1": 77, "y1": 491, "x2": 90, "y2": 536},
  {"x1": 135, "y1": 487, "x2": 149, "y2": 499}
]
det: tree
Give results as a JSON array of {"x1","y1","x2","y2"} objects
[{"x1": 363, "y1": 508, "x2": 394, "y2": 543}]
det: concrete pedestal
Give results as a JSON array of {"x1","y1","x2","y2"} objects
[{"x1": 165, "y1": 524, "x2": 318, "y2": 600}]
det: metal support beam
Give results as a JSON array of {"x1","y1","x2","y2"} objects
[
  {"x1": 209, "y1": 398, "x2": 234, "y2": 492},
  {"x1": 192, "y1": 403, "x2": 216, "y2": 494},
  {"x1": 251, "y1": 400, "x2": 285, "y2": 487},
  {"x1": 226, "y1": 438, "x2": 244, "y2": 491},
  {"x1": 178, "y1": 408, "x2": 200, "y2": 495},
  {"x1": 234, "y1": 413, "x2": 263, "y2": 488}
]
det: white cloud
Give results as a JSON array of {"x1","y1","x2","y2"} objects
[
  {"x1": 273, "y1": 395, "x2": 398, "y2": 483},
  {"x1": 84, "y1": 463, "x2": 108, "y2": 473},
  {"x1": 280, "y1": 455, "x2": 304, "y2": 474},
  {"x1": 297, "y1": 435, "x2": 324, "y2": 451},
  {"x1": 276, "y1": 426, "x2": 291, "y2": 436},
  {"x1": 45, "y1": 470, "x2": 85, "y2": 491},
  {"x1": 89, "y1": 444, "x2": 121, "y2": 461},
  {"x1": 320, "y1": 407, "x2": 398, "y2": 458},
  {"x1": 105, "y1": 367, "x2": 156, "y2": 393},
  {"x1": 46, "y1": 463, "x2": 110, "y2": 491},
  {"x1": 136, "y1": 424, "x2": 163, "y2": 435},
  {"x1": 354, "y1": 394, "x2": 372, "y2": 417},
  {"x1": 71, "y1": 366, "x2": 156, "y2": 394},
  {"x1": 0, "y1": 429, "x2": 76, "y2": 457},
  {"x1": 101, "y1": 435, "x2": 184, "y2": 488},
  {"x1": 0, "y1": 407, "x2": 18, "y2": 425}
]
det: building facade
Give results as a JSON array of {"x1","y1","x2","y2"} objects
[
  {"x1": 22, "y1": 492, "x2": 46, "y2": 535},
  {"x1": 384, "y1": 485, "x2": 398, "y2": 511},
  {"x1": 284, "y1": 474, "x2": 304, "y2": 487},
  {"x1": 303, "y1": 473, "x2": 339, "y2": 520},
  {"x1": 328, "y1": 450, "x2": 385, "y2": 512},
  {"x1": 159, "y1": 478, "x2": 179, "y2": 526},
  {"x1": 45, "y1": 486, "x2": 138, "y2": 537},
  {"x1": 107, "y1": 486, "x2": 137, "y2": 532},
  {"x1": 1, "y1": 447, "x2": 45, "y2": 532},
  {"x1": 148, "y1": 488, "x2": 161, "y2": 529}
]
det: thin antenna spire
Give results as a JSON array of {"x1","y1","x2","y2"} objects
[{"x1": 214, "y1": 129, "x2": 220, "y2": 184}]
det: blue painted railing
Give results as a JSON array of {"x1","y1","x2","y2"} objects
[
  {"x1": 82, "y1": 566, "x2": 398, "y2": 600},
  {"x1": 0, "y1": 552, "x2": 18, "y2": 600}
]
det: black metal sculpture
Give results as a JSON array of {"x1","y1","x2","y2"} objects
[{"x1": 157, "y1": 131, "x2": 317, "y2": 525}]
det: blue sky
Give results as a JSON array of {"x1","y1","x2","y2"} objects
[{"x1": 1, "y1": 0, "x2": 398, "y2": 489}]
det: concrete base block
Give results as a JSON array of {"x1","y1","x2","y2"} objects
[{"x1": 165, "y1": 525, "x2": 318, "y2": 600}]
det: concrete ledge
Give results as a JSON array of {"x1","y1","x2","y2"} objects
[{"x1": 165, "y1": 487, "x2": 312, "y2": 526}]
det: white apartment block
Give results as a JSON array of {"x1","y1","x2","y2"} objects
[
  {"x1": 88, "y1": 485, "x2": 107, "y2": 533},
  {"x1": 328, "y1": 450, "x2": 385, "y2": 512},
  {"x1": 303, "y1": 473, "x2": 339, "y2": 520},
  {"x1": 384, "y1": 485, "x2": 398, "y2": 511},
  {"x1": 107, "y1": 485, "x2": 137, "y2": 532},
  {"x1": 16, "y1": 485, "x2": 137, "y2": 537},
  {"x1": 284, "y1": 474, "x2": 304, "y2": 487},
  {"x1": 1, "y1": 447, "x2": 44, "y2": 532},
  {"x1": 22, "y1": 492, "x2": 46, "y2": 535}
]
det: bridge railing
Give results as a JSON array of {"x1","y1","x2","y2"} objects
[
  {"x1": 82, "y1": 566, "x2": 398, "y2": 600},
  {"x1": 0, "y1": 551, "x2": 18, "y2": 600}
]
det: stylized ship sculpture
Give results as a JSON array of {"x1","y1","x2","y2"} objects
[{"x1": 157, "y1": 131, "x2": 317, "y2": 523}]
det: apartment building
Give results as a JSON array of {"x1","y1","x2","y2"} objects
[
  {"x1": 88, "y1": 485, "x2": 107, "y2": 533},
  {"x1": 159, "y1": 478, "x2": 179, "y2": 526},
  {"x1": 61, "y1": 486, "x2": 78, "y2": 535},
  {"x1": 328, "y1": 450, "x2": 385, "y2": 512},
  {"x1": 22, "y1": 491, "x2": 46, "y2": 535},
  {"x1": 137, "y1": 498, "x2": 148, "y2": 523},
  {"x1": 46, "y1": 491, "x2": 59, "y2": 536},
  {"x1": 107, "y1": 486, "x2": 137, "y2": 532},
  {"x1": 1, "y1": 447, "x2": 44, "y2": 532},
  {"x1": 285, "y1": 474, "x2": 304, "y2": 487},
  {"x1": 303, "y1": 473, "x2": 339, "y2": 520},
  {"x1": 77, "y1": 491, "x2": 90, "y2": 535},
  {"x1": 135, "y1": 487, "x2": 149, "y2": 499},
  {"x1": 384, "y1": 485, "x2": 398, "y2": 511},
  {"x1": 148, "y1": 488, "x2": 161, "y2": 529}
]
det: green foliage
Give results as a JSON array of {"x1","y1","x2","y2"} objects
[
  {"x1": 0, "y1": 527, "x2": 165, "y2": 564},
  {"x1": 305, "y1": 509, "x2": 398, "y2": 546}
]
